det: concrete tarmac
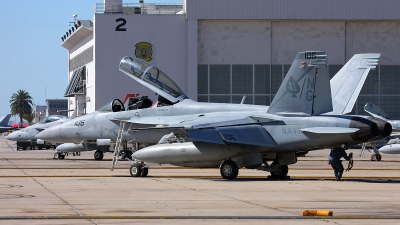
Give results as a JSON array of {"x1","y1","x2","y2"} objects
[{"x1": 1, "y1": 135, "x2": 400, "y2": 224}]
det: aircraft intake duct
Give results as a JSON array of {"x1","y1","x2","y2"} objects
[{"x1": 349, "y1": 117, "x2": 392, "y2": 142}]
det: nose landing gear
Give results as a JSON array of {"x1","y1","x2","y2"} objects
[{"x1": 129, "y1": 161, "x2": 149, "y2": 177}]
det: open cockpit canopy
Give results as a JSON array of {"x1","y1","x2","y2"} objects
[
  {"x1": 364, "y1": 102, "x2": 390, "y2": 120},
  {"x1": 119, "y1": 57, "x2": 188, "y2": 104}
]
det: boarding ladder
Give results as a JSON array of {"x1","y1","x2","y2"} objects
[{"x1": 111, "y1": 121, "x2": 127, "y2": 171}]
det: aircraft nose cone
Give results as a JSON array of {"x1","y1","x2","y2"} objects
[
  {"x1": 6, "y1": 131, "x2": 19, "y2": 141},
  {"x1": 36, "y1": 126, "x2": 60, "y2": 142},
  {"x1": 379, "y1": 144, "x2": 400, "y2": 154}
]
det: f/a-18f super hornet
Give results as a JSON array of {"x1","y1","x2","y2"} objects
[
  {"x1": 6, "y1": 115, "x2": 69, "y2": 150},
  {"x1": 37, "y1": 52, "x2": 386, "y2": 171},
  {"x1": 109, "y1": 52, "x2": 390, "y2": 179}
]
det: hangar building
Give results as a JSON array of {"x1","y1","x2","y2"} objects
[{"x1": 61, "y1": 0, "x2": 400, "y2": 119}]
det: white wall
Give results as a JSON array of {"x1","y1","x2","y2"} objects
[
  {"x1": 198, "y1": 21, "x2": 271, "y2": 64},
  {"x1": 346, "y1": 21, "x2": 400, "y2": 65},
  {"x1": 94, "y1": 14, "x2": 188, "y2": 110}
]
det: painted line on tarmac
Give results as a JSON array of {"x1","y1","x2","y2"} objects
[
  {"x1": 0, "y1": 215, "x2": 400, "y2": 220},
  {"x1": 0, "y1": 167, "x2": 399, "y2": 171},
  {"x1": 2, "y1": 140, "x2": 14, "y2": 152},
  {"x1": 0, "y1": 175, "x2": 399, "y2": 179}
]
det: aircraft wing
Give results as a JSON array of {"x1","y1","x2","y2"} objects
[
  {"x1": 112, "y1": 113, "x2": 278, "y2": 129},
  {"x1": 119, "y1": 113, "x2": 281, "y2": 147}
]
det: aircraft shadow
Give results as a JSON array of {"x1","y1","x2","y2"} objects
[{"x1": 208, "y1": 177, "x2": 400, "y2": 183}]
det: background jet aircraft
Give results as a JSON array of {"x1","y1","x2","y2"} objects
[
  {"x1": 0, "y1": 114, "x2": 12, "y2": 133},
  {"x1": 7, "y1": 115, "x2": 69, "y2": 142},
  {"x1": 6, "y1": 115, "x2": 69, "y2": 151},
  {"x1": 110, "y1": 52, "x2": 390, "y2": 179},
  {"x1": 361, "y1": 102, "x2": 400, "y2": 160},
  {"x1": 37, "y1": 52, "x2": 382, "y2": 166}
]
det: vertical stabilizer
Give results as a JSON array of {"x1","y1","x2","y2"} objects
[
  {"x1": 267, "y1": 51, "x2": 331, "y2": 116},
  {"x1": 330, "y1": 53, "x2": 380, "y2": 114},
  {"x1": 0, "y1": 114, "x2": 11, "y2": 126}
]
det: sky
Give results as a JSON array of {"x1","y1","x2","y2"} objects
[{"x1": 0, "y1": 0, "x2": 178, "y2": 120}]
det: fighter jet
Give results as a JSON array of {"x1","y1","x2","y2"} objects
[
  {"x1": 360, "y1": 102, "x2": 400, "y2": 160},
  {"x1": 0, "y1": 114, "x2": 12, "y2": 133},
  {"x1": 6, "y1": 115, "x2": 69, "y2": 151},
  {"x1": 109, "y1": 52, "x2": 391, "y2": 179},
  {"x1": 37, "y1": 52, "x2": 384, "y2": 167}
]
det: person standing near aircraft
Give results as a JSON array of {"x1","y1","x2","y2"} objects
[{"x1": 328, "y1": 145, "x2": 352, "y2": 181}]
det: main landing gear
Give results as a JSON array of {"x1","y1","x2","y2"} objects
[
  {"x1": 129, "y1": 161, "x2": 148, "y2": 177},
  {"x1": 126, "y1": 159, "x2": 289, "y2": 180},
  {"x1": 219, "y1": 159, "x2": 289, "y2": 180},
  {"x1": 94, "y1": 150, "x2": 104, "y2": 161}
]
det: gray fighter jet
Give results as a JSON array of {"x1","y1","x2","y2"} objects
[
  {"x1": 112, "y1": 52, "x2": 390, "y2": 179},
  {"x1": 6, "y1": 115, "x2": 69, "y2": 151},
  {"x1": 37, "y1": 52, "x2": 385, "y2": 168},
  {"x1": 7, "y1": 115, "x2": 69, "y2": 142}
]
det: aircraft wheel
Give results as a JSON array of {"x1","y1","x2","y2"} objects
[
  {"x1": 54, "y1": 153, "x2": 59, "y2": 159},
  {"x1": 270, "y1": 162, "x2": 288, "y2": 179},
  {"x1": 371, "y1": 154, "x2": 377, "y2": 161},
  {"x1": 376, "y1": 154, "x2": 382, "y2": 161},
  {"x1": 220, "y1": 160, "x2": 239, "y2": 180},
  {"x1": 141, "y1": 167, "x2": 149, "y2": 177},
  {"x1": 59, "y1": 154, "x2": 65, "y2": 160},
  {"x1": 94, "y1": 150, "x2": 104, "y2": 161},
  {"x1": 130, "y1": 163, "x2": 142, "y2": 177}
]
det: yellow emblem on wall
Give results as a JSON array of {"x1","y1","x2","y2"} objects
[{"x1": 135, "y1": 42, "x2": 153, "y2": 62}]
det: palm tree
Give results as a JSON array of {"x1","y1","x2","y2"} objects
[
  {"x1": 23, "y1": 107, "x2": 35, "y2": 124},
  {"x1": 10, "y1": 90, "x2": 33, "y2": 127}
]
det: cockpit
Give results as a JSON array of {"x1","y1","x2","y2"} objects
[
  {"x1": 119, "y1": 57, "x2": 188, "y2": 104},
  {"x1": 38, "y1": 115, "x2": 68, "y2": 124}
]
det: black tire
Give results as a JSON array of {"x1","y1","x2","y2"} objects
[
  {"x1": 59, "y1": 154, "x2": 65, "y2": 160},
  {"x1": 22, "y1": 146, "x2": 27, "y2": 150},
  {"x1": 270, "y1": 162, "x2": 289, "y2": 179},
  {"x1": 371, "y1": 154, "x2": 377, "y2": 161},
  {"x1": 376, "y1": 154, "x2": 382, "y2": 161},
  {"x1": 141, "y1": 167, "x2": 149, "y2": 177},
  {"x1": 94, "y1": 150, "x2": 104, "y2": 161},
  {"x1": 220, "y1": 160, "x2": 239, "y2": 180},
  {"x1": 130, "y1": 163, "x2": 142, "y2": 177}
]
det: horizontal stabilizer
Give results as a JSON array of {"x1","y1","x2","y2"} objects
[{"x1": 300, "y1": 127, "x2": 359, "y2": 134}]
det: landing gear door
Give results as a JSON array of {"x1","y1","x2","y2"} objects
[{"x1": 112, "y1": 99, "x2": 125, "y2": 112}]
